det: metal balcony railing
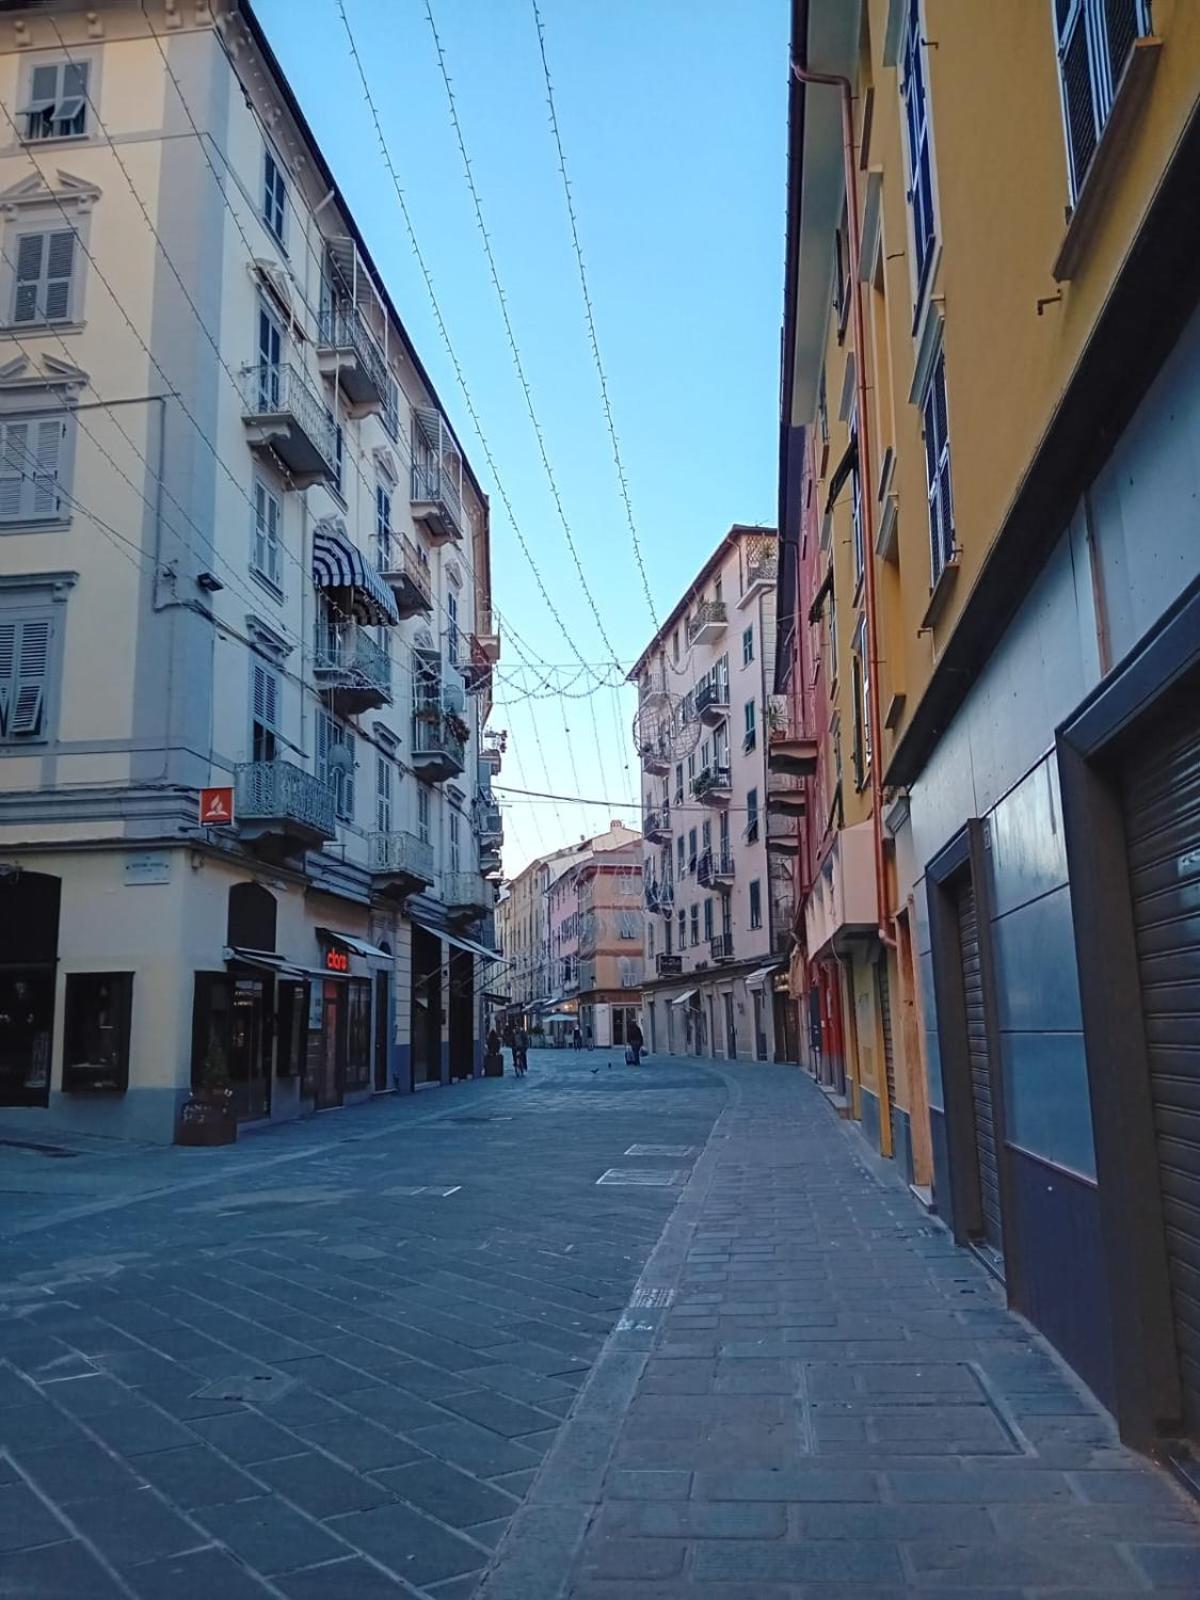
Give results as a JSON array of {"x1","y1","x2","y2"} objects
[
  {"x1": 242, "y1": 361, "x2": 338, "y2": 477},
  {"x1": 377, "y1": 533, "x2": 432, "y2": 613},
  {"x1": 235, "y1": 759, "x2": 336, "y2": 839},
  {"x1": 745, "y1": 546, "x2": 778, "y2": 591},
  {"x1": 412, "y1": 716, "x2": 466, "y2": 770},
  {"x1": 695, "y1": 679, "x2": 729, "y2": 718},
  {"x1": 475, "y1": 800, "x2": 503, "y2": 841},
  {"x1": 317, "y1": 304, "x2": 389, "y2": 398},
  {"x1": 710, "y1": 933, "x2": 735, "y2": 961},
  {"x1": 687, "y1": 599, "x2": 728, "y2": 644},
  {"x1": 411, "y1": 461, "x2": 465, "y2": 542},
  {"x1": 696, "y1": 849, "x2": 735, "y2": 887},
  {"x1": 643, "y1": 804, "x2": 671, "y2": 839},
  {"x1": 314, "y1": 629, "x2": 391, "y2": 699},
  {"x1": 656, "y1": 953, "x2": 683, "y2": 977},
  {"x1": 692, "y1": 764, "x2": 732, "y2": 799},
  {"x1": 368, "y1": 829, "x2": 435, "y2": 883}
]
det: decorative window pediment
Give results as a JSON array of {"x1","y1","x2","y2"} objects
[
  {"x1": 0, "y1": 353, "x2": 88, "y2": 397},
  {"x1": 0, "y1": 169, "x2": 100, "y2": 216},
  {"x1": 245, "y1": 612, "x2": 292, "y2": 661}
]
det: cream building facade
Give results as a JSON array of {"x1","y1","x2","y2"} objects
[
  {"x1": 632, "y1": 526, "x2": 786, "y2": 1062},
  {"x1": 0, "y1": 0, "x2": 501, "y2": 1139}
]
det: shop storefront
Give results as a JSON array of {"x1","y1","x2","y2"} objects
[{"x1": 0, "y1": 871, "x2": 60, "y2": 1108}]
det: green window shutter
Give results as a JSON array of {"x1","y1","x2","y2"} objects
[{"x1": 13, "y1": 233, "x2": 45, "y2": 324}]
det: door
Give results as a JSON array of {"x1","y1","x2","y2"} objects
[
  {"x1": 955, "y1": 877, "x2": 1003, "y2": 1262},
  {"x1": 374, "y1": 970, "x2": 391, "y2": 1091},
  {"x1": 724, "y1": 991, "x2": 737, "y2": 1058},
  {"x1": 257, "y1": 304, "x2": 282, "y2": 408},
  {"x1": 317, "y1": 981, "x2": 344, "y2": 1109},
  {"x1": 0, "y1": 970, "x2": 54, "y2": 1108},
  {"x1": 1122, "y1": 698, "x2": 1200, "y2": 1436},
  {"x1": 752, "y1": 989, "x2": 768, "y2": 1060},
  {"x1": 229, "y1": 976, "x2": 270, "y2": 1122}
]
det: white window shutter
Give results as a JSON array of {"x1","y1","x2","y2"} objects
[{"x1": 13, "y1": 234, "x2": 44, "y2": 324}]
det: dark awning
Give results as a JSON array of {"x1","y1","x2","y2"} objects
[
  {"x1": 316, "y1": 928, "x2": 392, "y2": 960},
  {"x1": 224, "y1": 946, "x2": 309, "y2": 978},
  {"x1": 312, "y1": 520, "x2": 398, "y2": 626},
  {"x1": 408, "y1": 911, "x2": 502, "y2": 965}
]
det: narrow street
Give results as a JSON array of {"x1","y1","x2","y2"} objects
[{"x1": 1, "y1": 1052, "x2": 1196, "y2": 1598}]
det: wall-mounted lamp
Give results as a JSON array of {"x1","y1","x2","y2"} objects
[{"x1": 196, "y1": 571, "x2": 224, "y2": 593}]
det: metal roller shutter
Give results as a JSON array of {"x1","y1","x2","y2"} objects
[
  {"x1": 1122, "y1": 703, "x2": 1200, "y2": 1435},
  {"x1": 878, "y1": 957, "x2": 897, "y2": 1111},
  {"x1": 957, "y1": 878, "x2": 1004, "y2": 1258}
]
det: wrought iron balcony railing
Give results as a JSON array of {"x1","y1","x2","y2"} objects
[{"x1": 234, "y1": 759, "x2": 336, "y2": 841}]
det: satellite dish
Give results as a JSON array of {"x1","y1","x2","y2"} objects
[
  {"x1": 633, "y1": 689, "x2": 699, "y2": 766},
  {"x1": 328, "y1": 745, "x2": 354, "y2": 775}
]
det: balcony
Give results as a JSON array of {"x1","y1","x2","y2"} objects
[
  {"x1": 687, "y1": 600, "x2": 727, "y2": 647},
  {"x1": 643, "y1": 804, "x2": 672, "y2": 843},
  {"x1": 767, "y1": 809, "x2": 801, "y2": 857},
  {"x1": 710, "y1": 933, "x2": 735, "y2": 962},
  {"x1": 313, "y1": 628, "x2": 391, "y2": 714},
  {"x1": 234, "y1": 759, "x2": 336, "y2": 854},
  {"x1": 412, "y1": 407, "x2": 465, "y2": 545},
  {"x1": 696, "y1": 849, "x2": 735, "y2": 890},
  {"x1": 656, "y1": 953, "x2": 683, "y2": 977},
  {"x1": 695, "y1": 678, "x2": 729, "y2": 727},
  {"x1": 376, "y1": 534, "x2": 432, "y2": 620},
  {"x1": 475, "y1": 797, "x2": 503, "y2": 844},
  {"x1": 740, "y1": 536, "x2": 778, "y2": 607},
  {"x1": 767, "y1": 700, "x2": 819, "y2": 777},
  {"x1": 463, "y1": 632, "x2": 501, "y2": 694},
  {"x1": 317, "y1": 304, "x2": 389, "y2": 415},
  {"x1": 767, "y1": 769, "x2": 807, "y2": 815},
  {"x1": 644, "y1": 877, "x2": 675, "y2": 916},
  {"x1": 368, "y1": 830, "x2": 435, "y2": 897},
  {"x1": 692, "y1": 764, "x2": 732, "y2": 806},
  {"x1": 443, "y1": 871, "x2": 493, "y2": 919},
  {"x1": 638, "y1": 735, "x2": 671, "y2": 775},
  {"x1": 241, "y1": 362, "x2": 338, "y2": 487},
  {"x1": 412, "y1": 710, "x2": 467, "y2": 782}
]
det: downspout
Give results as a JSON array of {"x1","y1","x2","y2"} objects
[{"x1": 791, "y1": 62, "x2": 895, "y2": 951}]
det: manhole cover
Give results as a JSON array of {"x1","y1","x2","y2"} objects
[
  {"x1": 193, "y1": 1371, "x2": 297, "y2": 1404},
  {"x1": 596, "y1": 1168, "x2": 683, "y2": 1187},
  {"x1": 625, "y1": 1145, "x2": 694, "y2": 1157}
]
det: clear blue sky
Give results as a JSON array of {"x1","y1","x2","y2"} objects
[{"x1": 258, "y1": 0, "x2": 788, "y2": 874}]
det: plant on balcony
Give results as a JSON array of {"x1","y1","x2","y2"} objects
[
  {"x1": 765, "y1": 697, "x2": 789, "y2": 740},
  {"x1": 445, "y1": 710, "x2": 470, "y2": 744}
]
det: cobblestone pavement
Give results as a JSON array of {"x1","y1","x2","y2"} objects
[{"x1": 1, "y1": 1052, "x2": 1197, "y2": 1598}]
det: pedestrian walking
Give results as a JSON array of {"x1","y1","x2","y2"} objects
[
  {"x1": 514, "y1": 1026, "x2": 529, "y2": 1076},
  {"x1": 572, "y1": 1026, "x2": 582, "y2": 1051},
  {"x1": 627, "y1": 1018, "x2": 644, "y2": 1067}
]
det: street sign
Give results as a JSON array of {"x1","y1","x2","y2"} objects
[{"x1": 199, "y1": 786, "x2": 235, "y2": 826}]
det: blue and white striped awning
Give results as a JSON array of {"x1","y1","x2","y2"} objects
[{"x1": 312, "y1": 520, "x2": 398, "y2": 626}]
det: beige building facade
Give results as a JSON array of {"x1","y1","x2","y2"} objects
[{"x1": 0, "y1": 0, "x2": 500, "y2": 1139}]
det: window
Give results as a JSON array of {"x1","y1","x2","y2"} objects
[
  {"x1": 0, "y1": 615, "x2": 51, "y2": 741},
  {"x1": 702, "y1": 819, "x2": 712, "y2": 853},
  {"x1": 11, "y1": 229, "x2": 76, "y2": 326},
  {"x1": 677, "y1": 909, "x2": 686, "y2": 949},
  {"x1": 688, "y1": 827, "x2": 698, "y2": 872},
  {"x1": 671, "y1": 628, "x2": 679, "y2": 662},
  {"x1": 677, "y1": 835, "x2": 685, "y2": 877},
  {"x1": 719, "y1": 811, "x2": 730, "y2": 859},
  {"x1": 376, "y1": 482, "x2": 392, "y2": 568},
  {"x1": 345, "y1": 978, "x2": 371, "y2": 1090},
  {"x1": 900, "y1": 0, "x2": 936, "y2": 303},
  {"x1": 923, "y1": 348, "x2": 955, "y2": 585},
  {"x1": 250, "y1": 660, "x2": 279, "y2": 763},
  {"x1": 317, "y1": 712, "x2": 354, "y2": 822},
  {"x1": 63, "y1": 973, "x2": 132, "y2": 1094},
  {"x1": 22, "y1": 60, "x2": 89, "y2": 142},
  {"x1": 833, "y1": 212, "x2": 851, "y2": 339},
  {"x1": 703, "y1": 898, "x2": 713, "y2": 940},
  {"x1": 742, "y1": 625, "x2": 754, "y2": 666},
  {"x1": 447, "y1": 589, "x2": 459, "y2": 666},
  {"x1": 0, "y1": 415, "x2": 67, "y2": 524},
  {"x1": 828, "y1": 583, "x2": 839, "y2": 685},
  {"x1": 674, "y1": 762, "x2": 683, "y2": 804},
  {"x1": 257, "y1": 303, "x2": 283, "y2": 406},
  {"x1": 376, "y1": 754, "x2": 393, "y2": 833},
  {"x1": 417, "y1": 785, "x2": 431, "y2": 846},
  {"x1": 383, "y1": 376, "x2": 401, "y2": 441},
  {"x1": 1055, "y1": 0, "x2": 1151, "y2": 199},
  {"x1": 263, "y1": 147, "x2": 287, "y2": 246},
  {"x1": 331, "y1": 417, "x2": 345, "y2": 497},
  {"x1": 746, "y1": 786, "x2": 759, "y2": 843},
  {"x1": 690, "y1": 904, "x2": 699, "y2": 946},
  {"x1": 852, "y1": 616, "x2": 871, "y2": 786},
  {"x1": 449, "y1": 808, "x2": 461, "y2": 872},
  {"x1": 749, "y1": 879, "x2": 762, "y2": 930},
  {"x1": 648, "y1": 923, "x2": 655, "y2": 959},
  {"x1": 714, "y1": 575, "x2": 723, "y2": 606},
  {"x1": 251, "y1": 477, "x2": 282, "y2": 590},
  {"x1": 818, "y1": 368, "x2": 830, "y2": 449},
  {"x1": 743, "y1": 699, "x2": 757, "y2": 752},
  {"x1": 850, "y1": 420, "x2": 865, "y2": 586}
]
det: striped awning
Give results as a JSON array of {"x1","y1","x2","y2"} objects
[{"x1": 312, "y1": 520, "x2": 398, "y2": 626}]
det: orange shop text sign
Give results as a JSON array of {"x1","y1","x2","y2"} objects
[
  {"x1": 325, "y1": 947, "x2": 350, "y2": 972},
  {"x1": 199, "y1": 786, "x2": 234, "y2": 826}
]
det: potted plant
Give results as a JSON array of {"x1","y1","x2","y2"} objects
[
  {"x1": 177, "y1": 1034, "x2": 237, "y2": 1147},
  {"x1": 765, "y1": 696, "x2": 789, "y2": 742}
]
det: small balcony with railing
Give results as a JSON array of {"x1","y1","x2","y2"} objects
[
  {"x1": 317, "y1": 303, "x2": 389, "y2": 415},
  {"x1": 411, "y1": 407, "x2": 465, "y2": 545},
  {"x1": 442, "y1": 871, "x2": 493, "y2": 920},
  {"x1": 234, "y1": 759, "x2": 336, "y2": 855},
  {"x1": 691, "y1": 763, "x2": 732, "y2": 806},
  {"x1": 638, "y1": 733, "x2": 671, "y2": 775},
  {"x1": 766, "y1": 808, "x2": 801, "y2": 857},
  {"x1": 695, "y1": 676, "x2": 729, "y2": 727},
  {"x1": 376, "y1": 533, "x2": 432, "y2": 620},
  {"x1": 241, "y1": 362, "x2": 339, "y2": 487},
  {"x1": 313, "y1": 627, "x2": 391, "y2": 715},
  {"x1": 767, "y1": 766, "x2": 808, "y2": 817},
  {"x1": 656, "y1": 953, "x2": 683, "y2": 978},
  {"x1": 475, "y1": 796, "x2": 503, "y2": 845},
  {"x1": 412, "y1": 707, "x2": 467, "y2": 782},
  {"x1": 463, "y1": 631, "x2": 501, "y2": 694},
  {"x1": 710, "y1": 932, "x2": 735, "y2": 962},
  {"x1": 644, "y1": 877, "x2": 675, "y2": 916},
  {"x1": 368, "y1": 829, "x2": 435, "y2": 898},
  {"x1": 767, "y1": 695, "x2": 819, "y2": 778},
  {"x1": 696, "y1": 849, "x2": 735, "y2": 890},
  {"x1": 643, "y1": 803, "x2": 672, "y2": 843},
  {"x1": 687, "y1": 599, "x2": 727, "y2": 647},
  {"x1": 740, "y1": 535, "x2": 778, "y2": 607}
]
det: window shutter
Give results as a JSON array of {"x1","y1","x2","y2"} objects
[
  {"x1": 43, "y1": 231, "x2": 75, "y2": 322},
  {"x1": 1104, "y1": 0, "x2": 1142, "y2": 85},
  {"x1": 316, "y1": 710, "x2": 330, "y2": 786},
  {"x1": 11, "y1": 618, "x2": 49, "y2": 737},
  {"x1": 0, "y1": 621, "x2": 14, "y2": 736},
  {"x1": 31, "y1": 417, "x2": 63, "y2": 518},
  {"x1": 14, "y1": 233, "x2": 45, "y2": 324},
  {"x1": 341, "y1": 728, "x2": 355, "y2": 819},
  {"x1": 0, "y1": 422, "x2": 29, "y2": 520},
  {"x1": 253, "y1": 663, "x2": 278, "y2": 731}
]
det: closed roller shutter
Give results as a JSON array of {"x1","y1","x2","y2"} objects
[
  {"x1": 957, "y1": 878, "x2": 1004, "y2": 1258},
  {"x1": 1122, "y1": 701, "x2": 1200, "y2": 1435},
  {"x1": 878, "y1": 957, "x2": 897, "y2": 1110}
]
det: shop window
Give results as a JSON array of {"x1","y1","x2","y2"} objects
[
  {"x1": 275, "y1": 980, "x2": 308, "y2": 1078},
  {"x1": 227, "y1": 881, "x2": 277, "y2": 953},
  {"x1": 62, "y1": 973, "x2": 132, "y2": 1093},
  {"x1": 345, "y1": 977, "x2": 371, "y2": 1090}
]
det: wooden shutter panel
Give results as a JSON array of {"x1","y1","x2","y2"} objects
[
  {"x1": 316, "y1": 710, "x2": 330, "y2": 786},
  {"x1": 252, "y1": 662, "x2": 277, "y2": 731},
  {"x1": 14, "y1": 234, "x2": 45, "y2": 324},
  {"x1": 341, "y1": 728, "x2": 355, "y2": 819},
  {"x1": 31, "y1": 418, "x2": 63, "y2": 519},
  {"x1": 11, "y1": 618, "x2": 49, "y2": 737},
  {"x1": 0, "y1": 621, "x2": 14, "y2": 737},
  {"x1": 0, "y1": 422, "x2": 29, "y2": 521},
  {"x1": 43, "y1": 231, "x2": 75, "y2": 322}
]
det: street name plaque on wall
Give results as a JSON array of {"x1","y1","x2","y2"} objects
[{"x1": 124, "y1": 854, "x2": 171, "y2": 887}]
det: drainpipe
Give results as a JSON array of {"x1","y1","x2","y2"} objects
[{"x1": 792, "y1": 61, "x2": 895, "y2": 952}]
